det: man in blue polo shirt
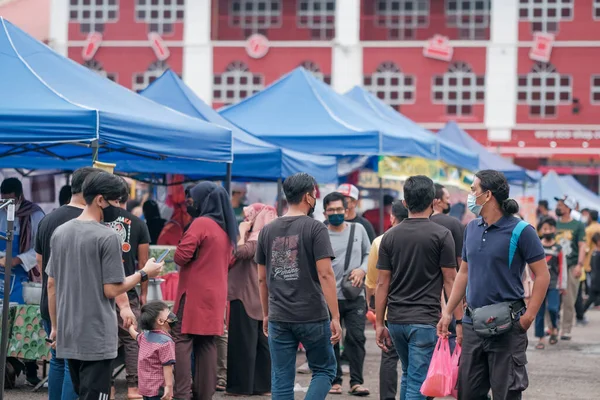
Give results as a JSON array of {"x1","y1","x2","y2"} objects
[{"x1": 438, "y1": 170, "x2": 549, "y2": 400}]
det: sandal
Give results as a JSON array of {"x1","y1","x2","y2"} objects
[
  {"x1": 349, "y1": 385, "x2": 370, "y2": 397},
  {"x1": 549, "y1": 334, "x2": 558, "y2": 345},
  {"x1": 535, "y1": 342, "x2": 545, "y2": 350},
  {"x1": 329, "y1": 384, "x2": 343, "y2": 395},
  {"x1": 216, "y1": 381, "x2": 227, "y2": 392}
]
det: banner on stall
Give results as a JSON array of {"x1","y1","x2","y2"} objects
[{"x1": 377, "y1": 157, "x2": 474, "y2": 191}]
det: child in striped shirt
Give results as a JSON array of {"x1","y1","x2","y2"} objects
[{"x1": 129, "y1": 301, "x2": 177, "y2": 400}]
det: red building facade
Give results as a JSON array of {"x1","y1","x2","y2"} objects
[{"x1": 56, "y1": 0, "x2": 600, "y2": 185}]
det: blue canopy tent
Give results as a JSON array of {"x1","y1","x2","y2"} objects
[
  {"x1": 139, "y1": 70, "x2": 338, "y2": 183},
  {"x1": 0, "y1": 18, "x2": 233, "y2": 170},
  {"x1": 437, "y1": 122, "x2": 541, "y2": 184},
  {"x1": 344, "y1": 86, "x2": 479, "y2": 171},
  {"x1": 221, "y1": 67, "x2": 439, "y2": 159}
]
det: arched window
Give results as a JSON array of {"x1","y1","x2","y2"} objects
[
  {"x1": 517, "y1": 62, "x2": 572, "y2": 118},
  {"x1": 431, "y1": 62, "x2": 485, "y2": 116},
  {"x1": 363, "y1": 61, "x2": 416, "y2": 109},
  {"x1": 299, "y1": 61, "x2": 331, "y2": 85},
  {"x1": 69, "y1": 0, "x2": 119, "y2": 33},
  {"x1": 374, "y1": 0, "x2": 429, "y2": 40},
  {"x1": 297, "y1": 0, "x2": 335, "y2": 40},
  {"x1": 518, "y1": 0, "x2": 573, "y2": 33},
  {"x1": 83, "y1": 60, "x2": 118, "y2": 83},
  {"x1": 135, "y1": 0, "x2": 185, "y2": 35},
  {"x1": 132, "y1": 61, "x2": 169, "y2": 92},
  {"x1": 230, "y1": 0, "x2": 282, "y2": 32},
  {"x1": 445, "y1": 0, "x2": 490, "y2": 40},
  {"x1": 213, "y1": 61, "x2": 264, "y2": 105}
]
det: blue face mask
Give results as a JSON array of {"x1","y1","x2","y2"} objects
[
  {"x1": 328, "y1": 213, "x2": 345, "y2": 226},
  {"x1": 467, "y1": 192, "x2": 487, "y2": 217}
]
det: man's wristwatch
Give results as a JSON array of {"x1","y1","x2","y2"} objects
[
  {"x1": 139, "y1": 270, "x2": 149, "y2": 283},
  {"x1": 455, "y1": 319, "x2": 463, "y2": 325}
]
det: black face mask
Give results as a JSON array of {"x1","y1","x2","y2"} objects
[
  {"x1": 443, "y1": 204, "x2": 451, "y2": 214},
  {"x1": 542, "y1": 233, "x2": 556, "y2": 241},
  {"x1": 102, "y1": 203, "x2": 121, "y2": 223},
  {"x1": 187, "y1": 205, "x2": 199, "y2": 219},
  {"x1": 555, "y1": 208, "x2": 564, "y2": 217},
  {"x1": 307, "y1": 195, "x2": 316, "y2": 218},
  {"x1": 166, "y1": 312, "x2": 178, "y2": 328}
]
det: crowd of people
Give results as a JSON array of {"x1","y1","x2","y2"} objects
[{"x1": 1, "y1": 167, "x2": 599, "y2": 400}]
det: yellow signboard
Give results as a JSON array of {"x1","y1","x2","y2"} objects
[{"x1": 377, "y1": 156, "x2": 474, "y2": 192}]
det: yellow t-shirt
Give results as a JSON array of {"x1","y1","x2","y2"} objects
[{"x1": 365, "y1": 235, "x2": 389, "y2": 320}]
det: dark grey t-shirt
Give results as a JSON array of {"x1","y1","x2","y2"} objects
[
  {"x1": 377, "y1": 218, "x2": 456, "y2": 326},
  {"x1": 47, "y1": 219, "x2": 125, "y2": 361},
  {"x1": 430, "y1": 213, "x2": 464, "y2": 265},
  {"x1": 256, "y1": 215, "x2": 335, "y2": 323}
]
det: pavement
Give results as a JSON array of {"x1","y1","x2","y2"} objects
[{"x1": 7, "y1": 310, "x2": 600, "y2": 400}]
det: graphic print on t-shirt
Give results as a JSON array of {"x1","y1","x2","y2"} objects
[
  {"x1": 271, "y1": 235, "x2": 300, "y2": 281},
  {"x1": 556, "y1": 229, "x2": 572, "y2": 259},
  {"x1": 106, "y1": 216, "x2": 132, "y2": 253}
]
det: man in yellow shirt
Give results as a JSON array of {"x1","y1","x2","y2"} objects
[
  {"x1": 582, "y1": 210, "x2": 600, "y2": 311},
  {"x1": 365, "y1": 200, "x2": 407, "y2": 400}
]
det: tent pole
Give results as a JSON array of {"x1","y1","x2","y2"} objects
[
  {"x1": 91, "y1": 139, "x2": 99, "y2": 163},
  {"x1": 379, "y1": 177, "x2": 384, "y2": 235},
  {"x1": 277, "y1": 178, "x2": 283, "y2": 217},
  {"x1": 0, "y1": 200, "x2": 15, "y2": 399},
  {"x1": 225, "y1": 164, "x2": 232, "y2": 195}
]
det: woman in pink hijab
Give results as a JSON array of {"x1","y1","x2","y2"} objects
[{"x1": 226, "y1": 203, "x2": 277, "y2": 396}]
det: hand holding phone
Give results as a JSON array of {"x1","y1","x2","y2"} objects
[{"x1": 156, "y1": 249, "x2": 170, "y2": 263}]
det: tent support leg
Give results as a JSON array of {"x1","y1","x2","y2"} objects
[
  {"x1": 225, "y1": 164, "x2": 232, "y2": 195},
  {"x1": 0, "y1": 200, "x2": 15, "y2": 400},
  {"x1": 379, "y1": 177, "x2": 384, "y2": 235},
  {"x1": 91, "y1": 140, "x2": 99, "y2": 163},
  {"x1": 277, "y1": 178, "x2": 283, "y2": 217}
]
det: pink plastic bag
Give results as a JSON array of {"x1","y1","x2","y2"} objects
[
  {"x1": 420, "y1": 337, "x2": 454, "y2": 398},
  {"x1": 450, "y1": 343, "x2": 461, "y2": 399}
]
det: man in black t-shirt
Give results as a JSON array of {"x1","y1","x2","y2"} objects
[
  {"x1": 375, "y1": 176, "x2": 463, "y2": 400},
  {"x1": 35, "y1": 167, "x2": 99, "y2": 400},
  {"x1": 256, "y1": 173, "x2": 342, "y2": 399},
  {"x1": 104, "y1": 183, "x2": 151, "y2": 399},
  {"x1": 431, "y1": 183, "x2": 465, "y2": 268}
]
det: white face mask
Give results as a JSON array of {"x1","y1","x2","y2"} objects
[
  {"x1": 467, "y1": 192, "x2": 487, "y2": 217},
  {"x1": 581, "y1": 216, "x2": 589, "y2": 224}
]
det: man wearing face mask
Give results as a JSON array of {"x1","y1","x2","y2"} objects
[
  {"x1": 105, "y1": 180, "x2": 151, "y2": 400},
  {"x1": 554, "y1": 196, "x2": 586, "y2": 338},
  {"x1": 256, "y1": 173, "x2": 341, "y2": 399},
  {"x1": 336, "y1": 184, "x2": 377, "y2": 242},
  {"x1": 431, "y1": 183, "x2": 464, "y2": 269},
  {"x1": 438, "y1": 170, "x2": 549, "y2": 400},
  {"x1": 323, "y1": 192, "x2": 371, "y2": 396},
  {"x1": 46, "y1": 171, "x2": 164, "y2": 400},
  {"x1": 231, "y1": 182, "x2": 248, "y2": 225}
]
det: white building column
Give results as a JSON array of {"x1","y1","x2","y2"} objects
[
  {"x1": 49, "y1": 0, "x2": 69, "y2": 56},
  {"x1": 183, "y1": 0, "x2": 212, "y2": 104},
  {"x1": 332, "y1": 0, "x2": 362, "y2": 94},
  {"x1": 484, "y1": 0, "x2": 519, "y2": 142}
]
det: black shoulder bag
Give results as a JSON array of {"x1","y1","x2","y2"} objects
[{"x1": 341, "y1": 223, "x2": 364, "y2": 300}]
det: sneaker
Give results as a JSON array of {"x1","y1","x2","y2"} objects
[
  {"x1": 297, "y1": 362, "x2": 311, "y2": 374},
  {"x1": 576, "y1": 318, "x2": 589, "y2": 327},
  {"x1": 26, "y1": 376, "x2": 42, "y2": 387}
]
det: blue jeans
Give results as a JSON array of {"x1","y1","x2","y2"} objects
[
  {"x1": 268, "y1": 320, "x2": 336, "y2": 400},
  {"x1": 388, "y1": 323, "x2": 437, "y2": 400},
  {"x1": 42, "y1": 319, "x2": 78, "y2": 400},
  {"x1": 535, "y1": 288, "x2": 560, "y2": 338}
]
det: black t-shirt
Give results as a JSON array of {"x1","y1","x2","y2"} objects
[
  {"x1": 255, "y1": 215, "x2": 335, "y2": 323},
  {"x1": 347, "y1": 215, "x2": 377, "y2": 243},
  {"x1": 431, "y1": 213, "x2": 465, "y2": 266},
  {"x1": 35, "y1": 205, "x2": 83, "y2": 321},
  {"x1": 377, "y1": 218, "x2": 456, "y2": 326},
  {"x1": 105, "y1": 209, "x2": 151, "y2": 299}
]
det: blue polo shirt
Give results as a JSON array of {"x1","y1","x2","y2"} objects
[{"x1": 463, "y1": 216, "x2": 545, "y2": 310}]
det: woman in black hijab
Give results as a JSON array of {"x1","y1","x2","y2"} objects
[
  {"x1": 172, "y1": 182, "x2": 238, "y2": 400},
  {"x1": 143, "y1": 200, "x2": 166, "y2": 244}
]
